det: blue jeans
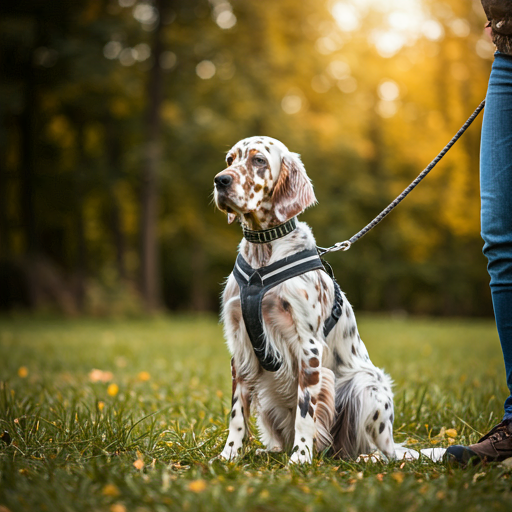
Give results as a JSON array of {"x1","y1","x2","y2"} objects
[{"x1": 480, "y1": 52, "x2": 512, "y2": 421}]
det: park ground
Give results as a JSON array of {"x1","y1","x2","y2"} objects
[{"x1": 0, "y1": 314, "x2": 511, "y2": 511}]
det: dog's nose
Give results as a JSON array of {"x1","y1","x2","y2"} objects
[{"x1": 215, "y1": 174, "x2": 233, "y2": 188}]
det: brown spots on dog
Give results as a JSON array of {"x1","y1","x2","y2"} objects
[
  {"x1": 281, "y1": 299, "x2": 291, "y2": 312},
  {"x1": 305, "y1": 371, "x2": 320, "y2": 387},
  {"x1": 231, "y1": 409, "x2": 236, "y2": 418},
  {"x1": 250, "y1": 192, "x2": 254, "y2": 199},
  {"x1": 311, "y1": 396, "x2": 317, "y2": 405},
  {"x1": 238, "y1": 148, "x2": 242, "y2": 159},
  {"x1": 303, "y1": 349, "x2": 309, "y2": 357},
  {"x1": 351, "y1": 345, "x2": 356, "y2": 356},
  {"x1": 379, "y1": 422, "x2": 385, "y2": 434},
  {"x1": 257, "y1": 168, "x2": 266, "y2": 179},
  {"x1": 309, "y1": 357, "x2": 320, "y2": 368},
  {"x1": 373, "y1": 410, "x2": 379, "y2": 421},
  {"x1": 263, "y1": 186, "x2": 269, "y2": 194},
  {"x1": 254, "y1": 184, "x2": 262, "y2": 193},
  {"x1": 309, "y1": 323, "x2": 314, "y2": 332},
  {"x1": 311, "y1": 348, "x2": 319, "y2": 356},
  {"x1": 349, "y1": 325, "x2": 356, "y2": 337},
  {"x1": 265, "y1": 146, "x2": 270, "y2": 152},
  {"x1": 309, "y1": 338, "x2": 315, "y2": 344}
]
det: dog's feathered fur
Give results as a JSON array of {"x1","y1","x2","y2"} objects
[{"x1": 214, "y1": 136, "x2": 395, "y2": 463}]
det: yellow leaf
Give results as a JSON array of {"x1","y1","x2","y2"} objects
[
  {"x1": 107, "y1": 383, "x2": 119, "y2": 397},
  {"x1": 445, "y1": 429, "x2": 457, "y2": 438},
  {"x1": 188, "y1": 479, "x2": 207, "y2": 493},
  {"x1": 110, "y1": 505, "x2": 127, "y2": 512},
  {"x1": 102, "y1": 484, "x2": 121, "y2": 497},
  {"x1": 391, "y1": 472, "x2": 405, "y2": 484},
  {"x1": 138, "y1": 371, "x2": 151, "y2": 382},
  {"x1": 17, "y1": 367, "x2": 28, "y2": 378}
]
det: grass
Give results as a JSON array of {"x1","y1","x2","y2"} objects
[{"x1": 0, "y1": 313, "x2": 511, "y2": 512}]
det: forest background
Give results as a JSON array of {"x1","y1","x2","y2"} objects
[{"x1": 0, "y1": 0, "x2": 496, "y2": 317}]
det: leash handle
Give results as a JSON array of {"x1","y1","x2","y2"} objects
[{"x1": 318, "y1": 99, "x2": 486, "y2": 256}]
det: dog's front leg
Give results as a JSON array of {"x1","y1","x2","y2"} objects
[
  {"x1": 220, "y1": 357, "x2": 250, "y2": 460},
  {"x1": 289, "y1": 338, "x2": 325, "y2": 464}
]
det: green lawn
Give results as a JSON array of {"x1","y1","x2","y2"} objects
[{"x1": 0, "y1": 314, "x2": 511, "y2": 511}]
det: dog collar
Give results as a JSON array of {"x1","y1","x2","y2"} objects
[{"x1": 242, "y1": 217, "x2": 297, "y2": 244}]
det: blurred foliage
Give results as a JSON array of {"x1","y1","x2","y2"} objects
[{"x1": 0, "y1": 0, "x2": 496, "y2": 315}]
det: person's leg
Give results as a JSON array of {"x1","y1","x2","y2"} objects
[
  {"x1": 446, "y1": 53, "x2": 512, "y2": 464},
  {"x1": 480, "y1": 52, "x2": 512, "y2": 422}
]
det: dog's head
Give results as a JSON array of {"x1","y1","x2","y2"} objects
[{"x1": 214, "y1": 136, "x2": 316, "y2": 228}]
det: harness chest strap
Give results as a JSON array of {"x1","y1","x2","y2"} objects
[{"x1": 232, "y1": 248, "x2": 343, "y2": 372}]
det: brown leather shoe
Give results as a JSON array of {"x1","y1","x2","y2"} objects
[{"x1": 445, "y1": 420, "x2": 512, "y2": 464}]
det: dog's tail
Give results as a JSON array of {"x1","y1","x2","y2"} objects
[{"x1": 329, "y1": 364, "x2": 395, "y2": 459}]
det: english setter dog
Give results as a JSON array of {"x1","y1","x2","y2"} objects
[{"x1": 213, "y1": 136, "x2": 395, "y2": 463}]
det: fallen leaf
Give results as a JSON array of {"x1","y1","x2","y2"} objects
[
  {"x1": 107, "y1": 383, "x2": 119, "y2": 397},
  {"x1": 102, "y1": 484, "x2": 121, "y2": 497},
  {"x1": 391, "y1": 472, "x2": 405, "y2": 484},
  {"x1": 188, "y1": 479, "x2": 207, "y2": 493},
  {"x1": 110, "y1": 504, "x2": 127, "y2": 512},
  {"x1": 89, "y1": 369, "x2": 113, "y2": 383},
  {"x1": 133, "y1": 458, "x2": 144, "y2": 470}
]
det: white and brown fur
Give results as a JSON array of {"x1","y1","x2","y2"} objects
[{"x1": 214, "y1": 136, "x2": 395, "y2": 463}]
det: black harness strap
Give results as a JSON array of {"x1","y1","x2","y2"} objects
[{"x1": 233, "y1": 248, "x2": 343, "y2": 372}]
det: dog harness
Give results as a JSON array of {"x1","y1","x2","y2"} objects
[{"x1": 233, "y1": 248, "x2": 344, "y2": 372}]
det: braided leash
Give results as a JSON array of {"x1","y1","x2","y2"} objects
[{"x1": 317, "y1": 99, "x2": 486, "y2": 256}]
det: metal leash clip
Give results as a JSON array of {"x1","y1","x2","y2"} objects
[{"x1": 317, "y1": 240, "x2": 352, "y2": 256}]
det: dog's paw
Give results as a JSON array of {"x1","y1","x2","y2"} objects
[
  {"x1": 219, "y1": 440, "x2": 243, "y2": 461},
  {"x1": 289, "y1": 447, "x2": 312, "y2": 465},
  {"x1": 255, "y1": 446, "x2": 283, "y2": 456}
]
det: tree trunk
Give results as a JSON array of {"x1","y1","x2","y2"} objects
[
  {"x1": 105, "y1": 117, "x2": 126, "y2": 281},
  {"x1": 20, "y1": 46, "x2": 37, "y2": 256},
  {"x1": 140, "y1": 0, "x2": 166, "y2": 311}
]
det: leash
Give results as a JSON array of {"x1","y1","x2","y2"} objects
[{"x1": 317, "y1": 99, "x2": 486, "y2": 256}]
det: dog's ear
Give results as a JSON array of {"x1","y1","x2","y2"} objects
[{"x1": 272, "y1": 152, "x2": 316, "y2": 222}]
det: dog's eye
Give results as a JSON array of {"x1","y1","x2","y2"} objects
[
  {"x1": 226, "y1": 156, "x2": 233, "y2": 166},
  {"x1": 253, "y1": 156, "x2": 267, "y2": 166}
]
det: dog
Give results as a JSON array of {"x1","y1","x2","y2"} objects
[{"x1": 213, "y1": 136, "x2": 395, "y2": 463}]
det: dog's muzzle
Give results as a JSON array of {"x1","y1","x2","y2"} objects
[{"x1": 214, "y1": 174, "x2": 233, "y2": 189}]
